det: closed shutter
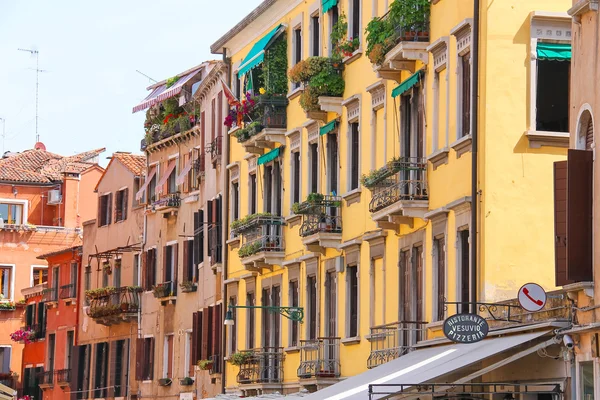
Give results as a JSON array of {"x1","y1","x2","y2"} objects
[
  {"x1": 141, "y1": 251, "x2": 147, "y2": 291},
  {"x1": 199, "y1": 211, "x2": 205, "y2": 263},
  {"x1": 162, "y1": 246, "x2": 168, "y2": 283},
  {"x1": 191, "y1": 312, "x2": 198, "y2": 364},
  {"x1": 183, "y1": 241, "x2": 190, "y2": 282},
  {"x1": 122, "y1": 189, "x2": 128, "y2": 221},
  {"x1": 82, "y1": 345, "x2": 91, "y2": 398},
  {"x1": 173, "y1": 242, "x2": 179, "y2": 285},
  {"x1": 193, "y1": 212, "x2": 199, "y2": 270},
  {"x1": 554, "y1": 161, "x2": 570, "y2": 286},
  {"x1": 37, "y1": 302, "x2": 46, "y2": 336},
  {"x1": 217, "y1": 91, "x2": 223, "y2": 139},
  {"x1": 586, "y1": 117, "x2": 594, "y2": 150},
  {"x1": 182, "y1": 153, "x2": 189, "y2": 193},
  {"x1": 195, "y1": 311, "x2": 203, "y2": 363},
  {"x1": 108, "y1": 342, "x2": 117, "y2": 398},
  {"x1": 70, "y1": 346, "x2": 80, "y2": 399},
  {"x1": 351, "y1": 124, "x2": 359, "y2": 189},
  {"x1": 201, "y1": 111, "x2": 206, "y2": 150},
  {"x1": 201, "y1": 308, "x2": 210, "y2": 360},
  {"x1": 567, "y1": 149, "x2": 593, "y2": 282},
  {"x1": 107, "y1": 193, "x2": 113, "y2": 225},
  {"x1": 211, "y1": 98, "x2": 216, "y2": 142},
  {"x1": 148, "y1": 338, "x2": 155, "y2": 380},
  {"x1": 207, "y1": 200, "x2": 214, "y2": 261},
  {"x1": 135, "y1": 338, "x2": 143, "y2": 381},
  {"x1": 216, "y1": 195, "x2": 222, "y2": 263}
]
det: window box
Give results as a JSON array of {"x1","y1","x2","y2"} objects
[
  {"x1": 179, "y1": 281, "x2": 197, "y2": 293},
  {"x1": 158, "y1": 378, "x2": 172, "y2": 386},
  {"x1": 179, "y1": 377, "x2": 194, "y2": 386}
]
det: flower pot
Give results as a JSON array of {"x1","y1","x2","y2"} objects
[
  {"x1": 158, "y1": 378, "x2": 172, "y2": 386},
  {"x1": 180, "y1": 377, "x2": 194, "y2": 386}
]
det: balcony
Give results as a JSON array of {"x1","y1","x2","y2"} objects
[
  {"x1": 0, "y1": 224, "x2": 82, "y2": 235},
  {"x1": 55, "y1": 369, "x2": 71, "y2": 386},
  {"x1": 365, "y1": 157, "x2": 428, "y2": 231},
  {"x1": 366, "y1": 321, "x2": 427, "y2": 369},
  {"x1": 234, "y1": 215, "x2": 285, "y2": 269},
  {"x1": 141, "y1": 120, "x2": 201, "y2": 152},
  {"x1": 193, "y1": 154, "x2": 206, "y2": 182},
  {"x1": 208, "y1": 225, "x2": 223, "y2": 271},
  {"x1": 236, "y1": 98, "x2": 287, "y2": 154},
  {"x1": 297, "y1": 337, "x2": 341, "y2": 389},
  {"x1": 38, "y1": 371, "x2": 54, "y2": 389},
  {"x1": 236, "y1": 347, "x2": 284, "y2": 386},
  {"x1": 206, "y1": 135, "x2": 223, "y2": 166},
  {"x1": 42, "y1": 287, "x2": 58, "y2": 307},
  {"x1": 152, "y1": 281, "x2": 177, "y2": 305},
  {"x1": 59, "y1": 283, "x2": 76, "y2": 303},
  {"x1": 86, "y1": 286, "x2": 142, "y2": 326},
  {"x1": 368, "y1": 0, "x2": 430, "y2": 80},
  {"x1": 152, "y1": 193, "x2": 181, "y2": 213},
  {"x1": 297, "y1": 195, "x2": 342, "y2": 252},
  {"x1": 20, "y1": 324, "x2": 45, "y2": 341}
]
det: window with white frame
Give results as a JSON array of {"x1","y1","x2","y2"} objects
[
  {"x1": 328, "y1": 4, "x2": 339, "y2": 56},
  {"x1": 133, "y1": 177, "x2": 146, "y2": 206},
  {"x1": 98, "y1": 193, "x2": 112, "y2": 227},
  {"x1": 427, "y1": 38, "x2": 448, "y2": 153},
  {"x1": 0, "y1": 346, "x2": 11, "y2": 374},
  {"x1": 310, "y1": 12, "x2": 320, "y2": 57},
  {"x1": 0, "y1": 200, "x2": 25, "y2": 225},
  {"x1": 230, "y1": 165, "x2": 240, "y2": 222},
  {"x1": 31, "y1": 265, "x2": 48, "y2": 286},
  {"x1": 292, "y1": 21, "x2": 303, "y2": 90},
  {"x1": 0, "y1": 266, "x2": 13, "y2": 300},
  {"x1": 148, "y1": 165, "x2": 158, "y2": 202},
  {"x1": 308, "y1": 142, "x2": 319, "y2": 194},
  {"x1": 349, "y1": 0, "x2": 361, "y2": 44},
  {"x1": 163, "y1": 334, "x2": 174, "y2": 379},
  {"x1": 433, "y1": 236, "x2": 446, "y2": 321},
  {"x1": 291, "y1": 147, "x2": 301, "y2": 207},
  {"x1": 248, "y1": 172, "x2": 257, "y2": 215},
  {"x1": 530, "y1": 16, "x2": 571, "y2": 134},
  {"x1": 451, "y1": 20, "x2": 472, "y2": 140},
  {"x1": 580, "y1": 361, "x2": 595, "y2": 398}
]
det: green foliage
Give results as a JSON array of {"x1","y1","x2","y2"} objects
[
  {"x1": 166, "y1": 76, "x2": 179, "y2": 88},
  {"x1": 289, "y1": 57, "x2": 345, "y2": 112},
  {"x1": 230, "y1": 212, "x2": 273, "y2": 231},
  {"x1": 306, "y1": 193, "x2": 324, "y2": 203},
  {"x1": 330, "y1": 14, "x2": 348, "y2": 59},
  {"x1": 197, "y1": 359, "x2": 213, "y2": 370},
  {"x1": 229, "y1": 352, "x2": 253, "y2": 366},
  {"x1": 85, "y1": 287, "x2": 116, "y2": 299},
  {"x1": 234, "y1": 121, "x2": 264, "y2": 143},
  {"x1": 263, "y1": 36, "x2": 288, "y2": 95},
  {"x1": 238, "y1": 241, "x2": 262, "y2": 258}
]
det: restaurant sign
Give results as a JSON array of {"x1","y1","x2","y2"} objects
[{"x1": 443, "y1": 314, "x2": 489, "y2": 344}]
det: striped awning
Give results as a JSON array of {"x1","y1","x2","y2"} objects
[
  {"x1": 135, "y1": 167, "x2": 156, "y2": 201},
  {"x1": 132, "y1": 68, "x2": 203, "y2": 113},
  {"x1": 176, "y1": 157, "x2": 194, "y2": 185},
  {"x1": 258, "y1": 147, "x2": 283, "y2": 166},
  {"x1": 320, "y1": 120, "x2": 337, "y2": 136},
  {"x1": 392, "y1": 70, "x2": 423, "y2": 98},
  {"x1": 322, "y1": 0, "x2": 338, "y2": 13},
  {"x1": 155, "y1": 160, "x2": 177, "y2": 195},
  {"x1": 238, "y1": 24, "x2": 285, "y2": 78}
]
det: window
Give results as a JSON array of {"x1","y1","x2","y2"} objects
[
  {"x1": 84, "y1": 265, "x2": 91, "y2": 304},
  {"x1": 133, "y1": 177, "x2": 145, "y2": 206},
  {"x1": 434, "y1": 237, "x2": 446, "y2": 321},
  {"x1": 114, "y1": 189, "x2": 128, "y2": 222},
  {"x1": 263, "y1": 162, "x2": 282, "y2": 215},
  {"x1": 231, "y1": 181, "x2": 239, "y2": 222},
  {"x1": 247, "y1": 292, "x2": 255, "y2": 349},
  {"x1": 309, "y1": 142, "x2": 319, "y2": 194},
  {"x1": 163, "y1": 244, "x2": 177, "y2": 286},
  {"x1": 167, "y1": 162, "x2": 177, "y2": 194},
  {"x1": 311, "y1": 14, "x2": 320, "y2": 57},
  {"x1": 70, "y1": 262, "x2": 78, "y2": 294},
  {"x1": 328, "y1": 5, "x2": 339, "y2": 56},
  {"x1": 144, "y1": 248, "x2": 157, "y2": 291},
  {"x1": 113, "y1": 259, "x2": 121, "y2": 288},
  {"x1": 211, "y1": 98, "x2": 216, "y2": 142},
  {"x1": 137, "y1": 337, "x2": 154, "y2": 381},
  {"x1": 66, "y1": 331, "x2": 74, "y2": 369},
  {"x1": 350, "y1": 0, "x2": 360, "y2": 43},
  {"x1": 37, "y1": 301, "x2": 46, "y2": 336},
  {"x1": 347, "y1": 265, "x2": 358, "y2": 337},
  {"x1": 217, "y1": 91, "x2": 223, "y2": 140},
  {"x1": 93, "y1": 342, "x2": 108, "y2": 398},
  {"x1": 249, "y1": 174, "x2": 257, "y2": 214},
  {"x1": 148, "y1": 167, "x2": 158, "y2": 202},
  {"x1": 193, "y1": 211, "x2": 204, "y2": 267},
  {"x1": 25, "y1": 303, "x2": 36, "y2": 328},
  {"x1": 183, "y1": 240, "x2": 194, "y2": 283},
  {"x1": 234, "y1": 73, "x2": 241, "y2": 100},
  {"x1": 102, "y1": 262, "x2": 109, "y2": 288},
  {"x1": 293, "y1": 27, "x2": 302, "y2": 89},
  {"x1": 536, "y1": 58, "x2": 569, "y2": 132},
  {"x1": 414, "y1": 245, "x2": 424, "y2": 341},
  {"x1": 580, "y1": 361, "x2": 595, "y2": 399},
  {"x1": 325, "y1": 271, "x2": 337, "y2": 336},
  {"x1": 458, "y1": 229, "x2": 470, "y2": 314},
  {"x1": 0, "y1": 266, "x2": 12, "y2": 300},
  {"x1": 292, "y1": 152, "x2": 301, "y2": 205},
  {"x1": 399, "y1": 250, "x2": 410, "y2": 347},
  {"x1": 0, "y1": 347, "x2": 11, "y2": 374},
  {"x1": 48, "y1": 334, "x2": 56, "y2": 372},
  {"x1": 307, "y1": 275, "x2": 317, "y2": 340},
  {"x1": 289, "y1": 281, "x2": 299, "y2": 347},
  {"x1": 163, "y1": 335, "x2": 174, "y2": 379},
  {"x1": 98, "y1": 193, "x2": 112, "y2": 227},
  {"x1": 111, "y1": 340, "x2": 127, "y2": 397},
  {"x1": 349, "y1": 122, "x2": 359, "y2": 190},
  {"x1": 327, "y1": 133, "x2": 338, "y2": 193},
  {"x1": 133, "y1": 254, "x2": 140, "y2": 287},
  {"x1": 31, "y1": 266, "x2": 48, "y2": 286},
  {"x1": 459, "y1": 53, "x2": 471, "y2": 138},
  {"x1": 0, "y1": 202, "x2": 23, "y2": 225}
]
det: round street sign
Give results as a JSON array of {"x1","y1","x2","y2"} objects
[
  {"x1": 443, "y1": 314, "x2": 489, "y2": 344},
  {"x1": 518, "y1": 282, "x2": 547, "y2": 312}
]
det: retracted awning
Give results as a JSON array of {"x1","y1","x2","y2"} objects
[
  {"x1": 258, "y1": 146, "x2": 283, "y2": 166},
  {"x1": 176, "y1": 157, "x2": 194, "y2": 185},
  {"x1": 132, "y1": 68, "x2": 203, "y2": 113},
  {"x1": 155, "y1": 160, "x2": 177, "y2": 195},
  {"x1": 392, "y1": 69, "x2": 424, "y2": 98},
  {"x1": 322, "y1": 0, "x2": 338, "y2": 13},
  {"x1": 238, "y1": 24, "x2": 285, "y2": 78},
  {"x1": 303, "y1": 330, "x2": 554, "y2": 400},
  {"x1": 135, "y1": 167, "x2": 156, "y2": 201},
  {"x1": 537, "y1": 42, "x2": 571, "y2": 61},
  {"x1": 320, "y1": 120, "x2": 337, "y2": 136}
]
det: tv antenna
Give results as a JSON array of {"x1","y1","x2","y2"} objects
[
  {"x1": 136, "y1": 70, "x2": 157, "y2": 83},
  {"x1": 18, "y1": 48, "x2": 47, "y2": 144}
]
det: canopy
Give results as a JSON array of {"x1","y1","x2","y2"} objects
[
  {"x1": 135, "y1": 167, "x2": 156, "y2": 201},
  {"x1": 176, "y1": 157, "x2": 194, "y2": 185},
  {"x1": 320, "y1": 120, "x2": 337, "y2": 136},
  {"x1": 155, "y1": 160, "x2": 177, "y2": 195},
  {"x1": 238, "y1": 24, "x2": 285, "y2": 78},
  {"x1": 132, "y1": 68, "x2": 203, "y2": 113},
  {"x1": 303, "y1": 330, "x2": 553, "y2": 400},
  {"x1": 322, "y1": 0, "x2": 338, "y2": 13},
  {"x1": 258, "y1": 146, "x2": 283, "y2": 166},
  {"x1": 537, "y1": 42, "x2": 571, "y2": 61},
  {"x1": 392, "y1": 70, "x2": 423, "y2": 98}
]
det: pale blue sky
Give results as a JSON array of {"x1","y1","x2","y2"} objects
[{"x1": 0, "y1": 0, "x2": 260, "y2": 165}]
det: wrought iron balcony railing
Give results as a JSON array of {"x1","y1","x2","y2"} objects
[
  {"x1": 42, "y1": 287, "x2": 58, "y2": 302},
  {"x1": 206, "y1": 136, "x2": 223, "y2": 163},
  {"x1": 231, "y1": 215, "x2": 286, "y2": 237},
  {"x1": 59, "y1": 283, "x2": 76, "y2": 299},
  {"x1": 152, "y1": 193, "x2": 181, "y2": 209},
  {"x1": 38, "y1": 370, "x2": 54, "y2": 386},
  {"x1": 153, "y1": 281, "x2": 177, "y2": 299},
  {"x1": 379, "y1": 1, "x2": 430, "y2": 45},
  {"x1": 236, "y1": 347, "x2": 284, "y2": 385},
  {"x1": 209, "y1": 353, "x2": 222, "y2": 375},
  {"x1": 366, "y1": 321, "x2": 428, "y2": 369},
  {"x1": 55, "y1": 369, "x2": 71, "y2": 384},
  {"x1": 297, "y1": 337, "x2": 341, "y2": 379},
  {"x1": 238, "y1": 234, "x2": 284, "y2": 259},
  {"x1": 367, "y1": 158, "x2": 428, "y2": 213},
  {"x1": 297, "y1": 196, "x2": 343, "y2": 237},
  {"x1": 86, "y1": 286, "x2": 142, "y2": 325}
]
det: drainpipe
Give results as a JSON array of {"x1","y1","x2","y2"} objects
[
  {"x1": 221, "y1": 47, "x2": 231, "y2": 395},
  {"x1": 470, "y1": 0, "x2": 480, "y2": 314}
]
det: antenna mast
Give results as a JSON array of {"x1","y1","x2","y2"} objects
[{"x1": 18, "y1": 48, "x2": 43, "y2": 143}]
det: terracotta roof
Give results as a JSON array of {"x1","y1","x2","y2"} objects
[
  {"x1": 36, "y1": 243, "x2": 83, "y2": 260},
  {"x1": 113, "y1": 153, "x2": 146, "y2": 176},
  {"x1": 0, "y1": 165, "x2": 51, "y2": 183}
]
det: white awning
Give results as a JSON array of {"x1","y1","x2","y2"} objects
[{"x1": 304, "y1": 330, "x2": 553, "y2": 400}]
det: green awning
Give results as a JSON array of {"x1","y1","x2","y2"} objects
[
  {"x1": 258, "y1": 146, "x2": 283, "y2": 166},
  {"x1": 537, "y1": 42, "x2": 571, "y2": 61},
  {"x1": 320, "y1": 120, "x2": 337, "y2": 136},
  {"x1": 322, "y1": 0, "x2": 338, "y2": 13},
  {"x1": 238, "y1": 24, "x2": 284, "y2": 78},
  {"x1": 392, "y1": 70, "x2": 423, "y2": 98}
]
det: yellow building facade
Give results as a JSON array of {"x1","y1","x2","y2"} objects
[{"x1": 211, "y1": 0, "x2": 572, "y2": 395}]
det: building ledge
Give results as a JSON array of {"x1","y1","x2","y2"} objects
[
  {"x1": 240, "y1": 251, "x2": 285, "y2": 270},
  {"x1": 287, "y1": 86, "x2": 304, "y2": 101},
  {"x1": 227, "y1": 236, "x2": 241, "y2": 249},
  {"x1": 427, "y1": 147, "x2": 450, "y2": 170},
  {"x1": 342, "y1": 188, "x2": 362, "y2": 206},
  {"x1": 343, "y1": 48, "x2": 363, "y2": 65},
  {"x1": 341, "y1": 336, "x2": 361, "y2": 345},
  {"x1": 284, "y1": 346, "x2": 300, "y2": 354},
  {"x1": 564, "y1": 281, "x2": 594, "y2": 299},
  {"x1": 372, "y1": 200, "x2": 429, "y2": 232},
  {"x1": 285, "y1": 214, "x2": 302, "y2": 228},
  {"x1": 569, "y1": 0, "x2": 599, "y2": 16},
  {"x1": 318, "y1": 96, "x2": 343, "y2": 114},
  {"x1": 302, "y1": 232, "x2": 343, "y2": 253},
  {"x1": 450, "y1": 134, "x2": 472, "y2": 158},
  {"x1": 525, "y1": 130, "x2": 569, "y2": 148},
  {"x1": 305, "y1": 110, "x2": 327, "y2": 122}
]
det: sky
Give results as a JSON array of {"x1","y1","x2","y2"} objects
[{"x1": 0, "y1": 0, "x2": 261, "y2": 166}]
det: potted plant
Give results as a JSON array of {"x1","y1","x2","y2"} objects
[
  {"x1": 158, "y1": 378, "x2": 172, "y2": 386},
  {"x1": 152, "y1": 285, "x2": 168, "y2": 298},
  {"x1": 180, "y1": 377, "x2": 194, "y2": 385},
  {"x1": 229, "y1": 352, "x2": 252, "y2": 366},
  {"x1": 180, "y1": 281, "x2": 197, "y2": 293},
  {"x1": 197, "y1": 359, "x2": 213, "y2": 371}
]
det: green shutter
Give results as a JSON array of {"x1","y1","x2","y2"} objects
[
  {"x1": 392, "y1": 70, "x2": 423, "y2": 98},
  {"x1": 257, "y1": 147, "x2": 283, "y2": 166},
  {"x1": 320, "y1": 120, "x2": 337, "y2": 136},
  {"x1": 238, "y1": 24, "x2": 284, "y2": 78},
  {"x1": 537, "y1": 42, "x2": 571, "y2": 61},
  {"x1": 322, "y1": 0, "x2": 338, "y2": 13}
]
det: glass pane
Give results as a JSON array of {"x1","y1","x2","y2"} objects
[
  {"x1": 0, "y1": 204, "x2": 8, "y2": 224},
  {"x1": 581, "y1": 361, "x2": 595, "y2": 399}
]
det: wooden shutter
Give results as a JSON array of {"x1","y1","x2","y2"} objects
[
  {"x1": 351, "y1": 124, "x2": 359, "y2": 189},
  {"x1": 207, "y1": 200, "x2": 213, "y2": 260},
  {"x1": 211, "y1": 98, "x2": 216, "y2": 142},
  {"x1": 201, "y1": 308, "x2": 210, "y2": 360},
  {"x1": 163, "y1": 246, "x2": 168, "y2": 283},
  {"x1": 182, "y1": 241, "x2": 189, "y2": 282},
  {"x1": 70, "y1": 345, "x2": 81, "y2": 395},
  {"x1": 554, "y1": 161, "x2": 570, "y2": 286},
  {"x1": 201, "y1": 111, "x2": 206, "y2": 150},
  {"x1": 141, "y1": 251, "x2": 147, "y2": 291},
  {"x1": 586, "y1": 117, "x2": 594, "y2": 150},
  {"x1": 199, "y1": 211, "x2": 205, "y2": 263},
  {"x1": 196, "y1": 311, "x2": 203, "y2": 362},
  {"x1": 122, "y1": 189, "x2": 128, "y2": 221},
  {"x1": 173, "y1": 242, "x2": 179, "y2": 284},
  {"x1": 82, "y1": 345, "x2": 91, "y2": 397},
  {"x1": 191, "y1": 312, "x2": 199, "y2": 364},
  {"x1": 216, "y1": 195, "x2": 222, "y2": 263},
  {"x1": 108, "y1": 342, "x2": 117, "y2": 397},
  {"x1": 135, "y1": 339, "x2": 143, "y2": 380},
  {"x1": 182, "y1": 153, "x2": 189, "y2": 193},
  {"x1": 107, "y1": 193, "x2": 113, "y2": 225},
  {"x1": 567, "y1": 149, "x2": 593, "y2": 282},
  {"x1": 148, "y1": 338, "x2": 155, "y2": 380},
  {"x1": 211, "y1": 305, "x2": 218, "y2": 358}
]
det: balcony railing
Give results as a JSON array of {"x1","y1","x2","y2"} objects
[
  {"x1": 209, "y1": 353, "x2": 222, "y2": 375},
  {"x1": 21, "y1": 323, "x2": 45, "y2": 340},
  {"x1": 55, "y1": 369, "x2": 71, "y2": 384},
  {"x1": 236, "y1": 347, "x2": 284, "y2": 385},
  {"x1": 298, "y1": 196, "x2": 343, "y2": 237},
  {"x1": 153, "y1": 281, "x2": 177, "y2": 299},
  {"x1": 152, "y1": 193, "x2": 181, "y2": 209},
  {"x1": 367, "y1": 158, "x2": 428, "y2": 213},
  {"x1": 38, "y1": 370, "x2": 54, "y2": 387},
  {"x1": 235, "y1": 98, "x2": 288, "y2": 144},
  {"x1": 366, "y1": 321, "x2": 428, "y2": 369},
  {"x1": 207, "y1": 136, "x2": 223, "y2": 164},
  {"x1": 0, "y1": 224, "x2": 81, "y2": 234},
  {"x1": 238, "y1": 234, "x2": 284, "y2": 259},
  {"x1": 297, "y1": 337, "x2": 341, "y2": 379},
  {"x1": 42, "y1": 287, "x2": 58, "y2": 302},
  {"x1": 379, "y1": 1, "x2": 430, "y2": 45},
  {"x1": 193, "y1": 154, "x2": 206, "y2": 179},
  {"x1": 59, "y1": 283, "x2": 76, "y2": 299},
  {"x1": 86, "y1": 286, "x2": 142, "y2": 325}
]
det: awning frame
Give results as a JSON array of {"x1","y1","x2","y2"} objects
[
  {"x1": 391, "y1": 69, "x2": 424, "y2": 98},
  {"x1": 237, "y1": 24, "x2": 286, "y2": 78}
]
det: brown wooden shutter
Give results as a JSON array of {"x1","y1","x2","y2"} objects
[
  {"x1": 163, "y1": 246, "x2": 168, "y2": 283},
  {"x1": 123, "y1": 189, "x2": 128, "y2": 221},
  {"x1": 211, "y1": 98, "x2": 216, "y2": 142},
  {"x1": 201, "y1": 111, "x2": 206, "y2": 149},
  {"x1": 586, "y1": 117, "x2": 594, "y2": 150},
  {"x1": 201, "y1": 307, "x2": 210, "y2": 360},
  {"x1": 196, "y1": 311, "x2": 203, "y2": 362},
  {"x1": 182, "y1": 242, "x2": 189, "y2": 282},
  {"x1": 71, "y1": 345, "x2": 81, "y2": 392},
  {"x1": 108, "y1": 342, "x2": 117, "y2": 397},
  {"x1": 211, "y1": 305, "x2": 218, "y2": 358},
  {"x1": 567, "y1": 149, "x2": 594, "y2": 282},
  {"x1": 182, "y1": 153, "x2": 189, "y2": 193},
  {"x1": 148, "y1": 338, "x2": 155, "y2": 380},
  {"x1": 135, "y1": 339, "x2": 143, "y2": 380},
  {"x1": 173, "y1": 242, "x2": 179, "y2": 284},
  {"x1": 107, "y1": 193, "x2": 113, "y2": 225},
  {"x1": 554, "y1": 161, "x2": 570, "y2": 286},
  {"x1": 141, "y1": 252, "x2": 147, "y2": 291},
  {"x1": 191, "y1": 312, "x2": 198, "y2": 364}
]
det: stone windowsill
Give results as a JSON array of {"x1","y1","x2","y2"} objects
[
  {"x1": 342, "y1": 188, "x2": 362, "y2": 206},
  {"x1": 341, "y1": 336, "x2": 361, "y2": 345},
  {"x1": 287, "y1": 86, "x2": 304, "y2": 101},
  {"x1": 228, "y1": 125, "x2": 241, "y2": 136},
  {"x1": 284, "y1": 346, "x2": 300, "y2": 354},
  {"x1": 525, "y1": 130, "x2": 570, "y2": 149},
  {"x1": 226, "y1": 236, "x2": 241, "y2": 248},
  {"x1": 450, "y1": 134, "x2": 472, "y2": 158},
  {"x1": 426, "y1": 320, "x2": 445, "y2": 333},
  {"x1": 427, "y1": 147, "x2": 450, "y2": 170},
  {"x1": 343, "y1": 48, "x2": 363, "y2": 65},
  {"x1": 285, "y1": 214, "x2": 302, "y2": 227}
]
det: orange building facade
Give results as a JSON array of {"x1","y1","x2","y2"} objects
[{"x1": 19, "y1": 284, "x2": 46, "y2": 400}]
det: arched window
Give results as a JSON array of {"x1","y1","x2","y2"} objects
[{"x1": 577, "y1": 110, "x2": 594, "y2": 150}]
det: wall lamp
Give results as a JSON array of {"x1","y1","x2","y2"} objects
[{"x1": 224, "y1": 304, "x2": 304, "y2": 325}]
